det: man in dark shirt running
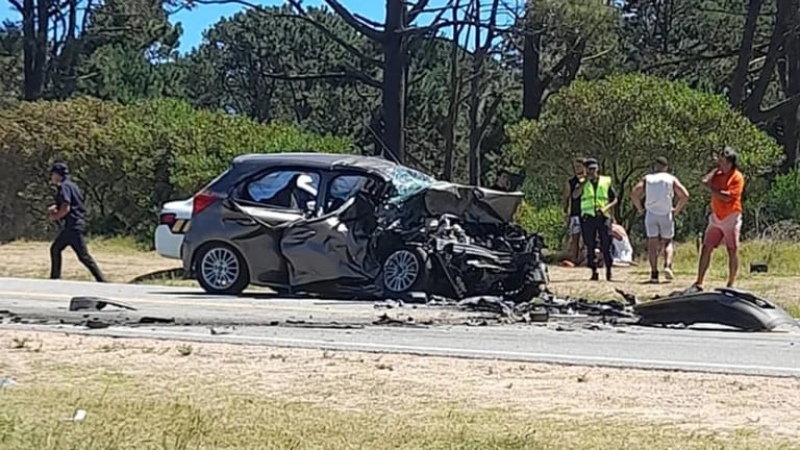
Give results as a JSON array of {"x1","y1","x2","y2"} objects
[
  {"x1": 47, "y1": 162, "x2": 106, "y2": 282},
  {"x1": 572, "y1": 158, "x2": 618, "y2": 281}
]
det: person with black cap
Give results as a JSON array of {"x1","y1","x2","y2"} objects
[
  {"x1": 571, "y1": 157, "x2": 618, "y2": 281},
  {"x1": 47, "y1": 162, "x2": 106, "y2": 282},
  {"x1": 631, "y1": 156, "x2": 690, "y2": 284}
]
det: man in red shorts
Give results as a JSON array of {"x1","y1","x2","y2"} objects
[{"x1": 693, "y1": 147, "x2": 746, "y2": 290}]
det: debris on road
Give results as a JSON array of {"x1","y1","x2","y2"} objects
[
  {"x1": 0, "y1": 377, "x2": 17, "y2": 389},
  {"x1": 632, "y1": 286, "x2": 800, "y2": 332},
  {"x1": 69, "y1": 297, "x2": 137, "y2": 312}
]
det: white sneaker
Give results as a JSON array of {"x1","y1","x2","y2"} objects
[{"x1": 663, "y1": 267, "x2": 674, "y2": 281}]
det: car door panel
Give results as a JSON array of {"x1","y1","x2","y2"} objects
[
  {"x1": 225, "y1": 169, "x2": 321, "y2": 287},
  {"x1": 280, "y1": 172, "x2": 384, "y2": 293}
]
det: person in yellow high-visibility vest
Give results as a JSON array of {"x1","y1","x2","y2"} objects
[{"x1": 571, "y1": 158, "x2": 618, "y2": 281}]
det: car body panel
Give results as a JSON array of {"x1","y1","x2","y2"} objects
[
  {"x1": 634, "y1": 287, "x2": 800, "y2": 331},
  {"x1": 155, "y1": 198, "x2": 193, "y2": 259},
  {"x1": 181, "y1": 152, "x2": 547, "y2": 300}
]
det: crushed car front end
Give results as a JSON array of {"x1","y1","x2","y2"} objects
[{"x1": 374, "y1": 175, "x2": 549, "y2": 302}]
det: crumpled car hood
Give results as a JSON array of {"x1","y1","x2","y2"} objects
[{"x1": 405, "y1": 182, "x2": 524, "y2": 225}]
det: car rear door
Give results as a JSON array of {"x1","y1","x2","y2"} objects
[{"x1": 225, "y1": 168, "x2": 322, "y2": 287}]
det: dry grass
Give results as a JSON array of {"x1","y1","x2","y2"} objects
[
  {"x1": 0, "y1": 238, "x2": 182, "y2": 284},
  {"x1": 1, "y1": 330, "x2": 799, "y2": 449}
]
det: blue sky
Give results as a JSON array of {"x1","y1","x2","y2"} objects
[
  {"x1": 1, "y1": 0, "x2": 469, "y2": 54},
  {"x1": 174, "y1": 1, "x2": 392, "y2": 53}
]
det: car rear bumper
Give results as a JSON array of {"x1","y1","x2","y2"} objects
[{"x1": 154, "y1": 225, "x2": 184, "y2": 260}]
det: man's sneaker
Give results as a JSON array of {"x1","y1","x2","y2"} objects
[
  {"x1": 590, "y1": 272, "x2": 599, "y2": 281},
  {"x1": 687, "y1": 283, "x2": 703, "y2": 293},
  {"x1": 663, "y1": 267, "x2": 674, "y2": 281},
  {"x1": 648, "y1": 273, "x2": 659, "y2": 284},
  {"x1": 606, "y1": 268, "x2": 612, "y2": 281}
]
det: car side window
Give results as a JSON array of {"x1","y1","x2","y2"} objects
[
  {"x1": 241, "y1": 170, "x2": 320, "y2": 213},
  {"x1": 324, "y1": 174, "x2": 371, "y2": 213}
]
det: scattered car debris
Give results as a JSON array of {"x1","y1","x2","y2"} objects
[
  {"x1": 69, "y1": 297, "x2": 137, "y2": 312},
  {"x1": 83, "y1": 318, "x2": 111, "y2": 329},
  {"x1": 632, "y1": 286, "x2": 800, "y2": 332},
  {"x1": 137, "y1": 316, "x2": 175, "y2": 325},
  {"x1": 0, "y1": 377, "x2": 17, "y2": 389},
  {"x1": 284, "y1": 320, "x2": 365, "y2": 330},
  {"x1": 373, "y1": 313, "x2": 431, "y2": 327}
]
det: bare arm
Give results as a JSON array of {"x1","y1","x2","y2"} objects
[
  {"x1": 672, "y1": 178, "x2": 690, "y2": 214},
  {"x1": 571, "y1": 179, "x2": 585, "y2": 199},
  {"x1": 631, "y1": 179, "x2": 645, "y2": 213},
  {"x1": 562, "y1": 180, "x2": 572, "y2": 215}
]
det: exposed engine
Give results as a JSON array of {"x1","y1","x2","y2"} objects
[{"x1": 409, "y1": 213, "x2": 548, "y2": 303}]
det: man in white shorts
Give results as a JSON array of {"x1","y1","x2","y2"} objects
[
  {"x1": 631, "y1": 156, "x2": 690, "y2": 283},
  {"x1": 562, "y1": 157, "x2": 586, "y2": 264}
]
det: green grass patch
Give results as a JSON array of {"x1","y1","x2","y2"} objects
[
  {"x1": 635, "y1": 239, "x2": 800, "y2": 278},
  {"x1": 0, "y1": 371, "x2": 794, "y2": 450}
]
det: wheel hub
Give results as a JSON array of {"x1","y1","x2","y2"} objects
[
  {"x1": 201, "y1": 247, "x2": 240, "y2": 290},
  {"x1": 383, "y1": 249, "x2": 420, "y2": 293}
]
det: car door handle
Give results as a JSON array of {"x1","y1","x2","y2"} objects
[{"x1": 224, "y1": 217, "x2": 257, "y2": 226}]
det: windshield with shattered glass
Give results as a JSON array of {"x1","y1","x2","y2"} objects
[{"x1": 387, "y1": 166, "x2": 436, "y2": 203}]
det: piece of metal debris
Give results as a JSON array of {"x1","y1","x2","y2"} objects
[
  {"x1": 137, "y1": 316, "x2": 175, "y2": 325},
  {"x1": 69, "y1": 297, "x2": 137, "y2": 312}
]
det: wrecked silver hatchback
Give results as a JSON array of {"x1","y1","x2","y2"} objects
[{"x1": 181, "y1": 153, "x2": 549, "y2": 301}]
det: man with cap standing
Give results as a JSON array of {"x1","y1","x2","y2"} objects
[
  {"x1": 47, "y1": 162, "x2": 106, "y2": 282},
  {"x1": 631, "y1": 156, "x2": 690, "y2": 283},
  {"x1": 693, "y1": 147, "x2": 746, "y2": 290},
  {"x1": 572, "y1": 158, "x2": 618, "y2": 281}
]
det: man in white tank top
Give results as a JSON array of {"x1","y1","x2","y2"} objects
[{"x1": 631, "y1": 156, "x2": 690, "y2": 283}]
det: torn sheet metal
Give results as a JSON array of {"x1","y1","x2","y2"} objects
[
  {"x1": 279, "y1": 194, "x2": 383, "y2": 296},
  {"x1": 419, "y1": 182, "x2": 524, "y2": 225},
  {"x1": 274, "y1": 165, "x2": 548, "y2": 302},
  {"x1": 69, "y1": 297, "x2": 137, "y2": 312}
]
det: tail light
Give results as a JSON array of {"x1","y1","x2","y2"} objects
[
  {"x1": 192, "y1": 191, "x2": 218, "y2": 216},
  {"x1": 159, "y1": 213, "x2": 177, "y2": 226}
]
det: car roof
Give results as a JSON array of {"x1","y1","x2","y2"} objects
[{"x1": 232, "y1": 152, "x2": 401, "y2": 174}]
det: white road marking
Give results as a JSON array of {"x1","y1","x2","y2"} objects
[{"x1": 3, "y1": 324, "x2": 799, "y2": 377}]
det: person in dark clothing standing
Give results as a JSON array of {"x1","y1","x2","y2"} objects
[
  {"x1": 562, "y1": 157, "x2": 586, "y2": 264},
  {"x1": 571, "y1": 158, "x2": 618, "y2": 281},
  {"x1": 48, "y1": 162, "x2": 106, "y2": 282}
]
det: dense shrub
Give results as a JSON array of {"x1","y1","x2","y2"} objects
[
  {"x1": 0, "y1": 97, "x2": 352, "y2": 242},
  {"x1": 514, "y1": 201, "x2": 565, "y2": 251},
  {"x1": 505, "y1": 74, "x2": 784, "y2": 246}
]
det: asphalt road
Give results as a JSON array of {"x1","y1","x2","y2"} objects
[{"x1": 1, "y1": 277, "x2": 799, "y2": 377}]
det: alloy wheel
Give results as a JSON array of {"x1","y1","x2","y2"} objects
[{"x1": 383, "y1": 249, "x2": 420, "y2": 293}]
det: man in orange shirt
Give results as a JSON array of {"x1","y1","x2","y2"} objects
[{"x1": 693, "y1": 147, "x2": 746, "y2": 290}]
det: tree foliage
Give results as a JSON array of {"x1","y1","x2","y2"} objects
[
  {"x1": 0, "y1": 97, "x2": 351, "y2": 243},
  {"x1": 506, "y1": 74, "x2": 783, "y2": 239}
]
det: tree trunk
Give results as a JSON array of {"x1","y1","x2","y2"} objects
[
  {"x1": 382, "y1": 0, "x2": 406, "y2": 164},
  {"x1": 729, "y1": 0, "x2": 762, "y2": 108},
  {"x1": 443, "y1": 0, "x2": 462, "y2": 181},
  {"x1": 468, "y1": 1, "x2": 484, "y2": 185},
  {"x1": 521, "y1": 11, "x2": 543, "y2": 120},
  {"x1": 22, "y1": 0, "x2": 49, "y2": 101}
]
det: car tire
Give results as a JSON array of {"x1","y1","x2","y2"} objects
[
  {"x1": 195, "y1": 243, "x2": 250, "y2": 295},
  {"x1": 506, "y1": 262, "x2": 548, "y2": 303},
  {"x1": 380, "y1": 246, "x2": 430, "y2": 296}
]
